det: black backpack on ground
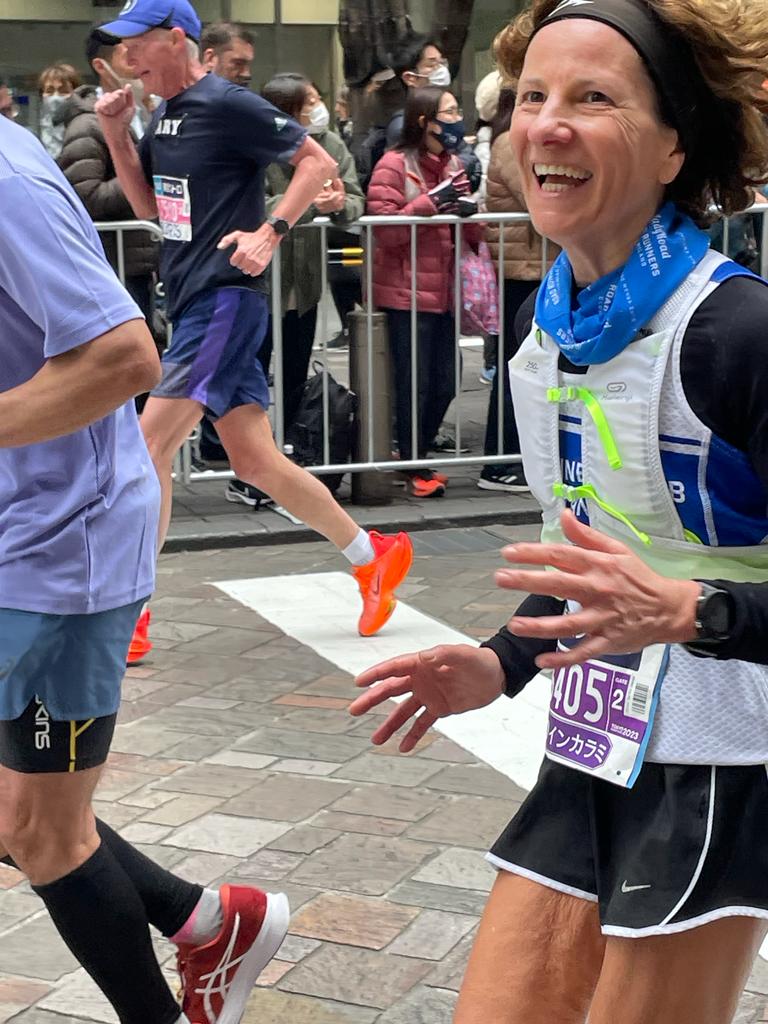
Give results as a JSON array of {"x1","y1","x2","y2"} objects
[{"x1": 285, "y1": 362, "x2": 357, "y2": 494}]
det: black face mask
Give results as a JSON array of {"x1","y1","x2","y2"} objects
[{"x1": 431, "y1": 117, "x2": 465, "y2": 151}]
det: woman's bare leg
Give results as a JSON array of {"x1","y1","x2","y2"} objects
[
  {"x1": 589, "y1": 917, "x2": 768, "y2": 1024},
  {"x1": 454, "y1": 872, "x2": 606, "y2": 1024}
]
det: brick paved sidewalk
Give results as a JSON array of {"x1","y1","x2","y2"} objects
[{"x1": 1, "y1": 533, "x2": 766, "y2": 1023}]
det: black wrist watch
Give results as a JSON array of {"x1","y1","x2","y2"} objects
[
  {"x1": 266, "y1": 215, "x2": 290, "y2": 238},
  {"x1": 682, "y1": 582, "x2": 734, "y2": 657}
]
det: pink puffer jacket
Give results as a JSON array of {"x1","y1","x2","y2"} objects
[{"x1": 367, "y1": 148, "x2": 484, "y2": 314}]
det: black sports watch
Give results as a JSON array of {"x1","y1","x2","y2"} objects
[
  {"x1": 682, "y1": 582, "x2": 734, "y2": 656},
  {"x1": 266, "y1": 215, "x2": 290, "y2": 238}
]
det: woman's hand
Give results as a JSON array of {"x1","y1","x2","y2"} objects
[
  {"x1": 349, "y1": 644, "x2": 505, "y2": 752},
  {"x1": 496, "y1": 510, "x2": 700, "y2": 669}
]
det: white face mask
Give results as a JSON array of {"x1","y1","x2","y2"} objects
[
  {"x1": 428, "y1": 65, "x2": 451, "y2": 88},
  {"x1": 42, "y1": 94, "x2": 67, "y2": 116},
  {"x1": 307, "y1": 101, "x2": 330, "y2": 135}
]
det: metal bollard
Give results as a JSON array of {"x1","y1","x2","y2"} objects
[{"x1": 348, "y1": 310, "x2": 394, "y2": 505}]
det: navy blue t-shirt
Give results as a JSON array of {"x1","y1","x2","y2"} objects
[{"x1": 139, "y1": 74, "x2": 306, "y2": 322}]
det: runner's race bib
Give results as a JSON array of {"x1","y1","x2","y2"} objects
[
  {"x1": 153, "y1": 175, "x2": 192, "y2": 242},
  {"x1": 545, "y1": 627, "x2": 669, "y2": 788}
]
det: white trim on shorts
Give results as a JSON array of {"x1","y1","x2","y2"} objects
[
  {"x1": 660, "y1": 765, "x2": 716, "y2": 926},
  {"x1": 485, "y1": 852, "x2": 599, "y2": 904},
  {"x1": 602, "y1": 905, "x2": 768, "y2": 939}
]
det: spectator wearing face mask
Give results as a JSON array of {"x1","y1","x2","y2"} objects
[
  {"x1": 38, "y1": 63, "x2": 81, "y2": 159},
  {"x1": 384, "y1": 35, "x2": 481, "y2": 193}
]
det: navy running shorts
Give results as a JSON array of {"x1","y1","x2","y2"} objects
[{"x1": 152, "y1": 286, "x2": 270, "y2": 418}]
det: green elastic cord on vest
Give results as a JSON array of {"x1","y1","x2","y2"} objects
[
  {"x1": 547, "y1": 386, "x2": 622, "y2": 471},
  {"x1": 553, "y1": 482, "x2": 652, "y2": 547},
  {"x1": 536, "y1": 328, "x2": 543, "y2": 346},
  {"x1": 684, "y1": 528, "x2": 703, "y2": 544}
]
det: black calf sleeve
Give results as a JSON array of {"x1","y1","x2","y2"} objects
[
  {"x1": 95, "y1": 819, "x2": 202, "y2": 937},
  {"x1": 3, "y1": 819, "x2": 203, "y2": 938},
  {"x1": 33, "y1": 843, "x2": 181, "y2": 1024}
]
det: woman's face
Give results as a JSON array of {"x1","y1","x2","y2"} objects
[
  {"x1": 425, "y1": 91, "x2": 462, "y2": 151},
  {"x1": 300, "y1": 84, "x2": 321, "y2": 127},
  {"x1": 510, "y1": 19, "x2": 684, "y2": 275},
  {"x1": 41, "y1": 75, "x2": 73, "y2": 98}
]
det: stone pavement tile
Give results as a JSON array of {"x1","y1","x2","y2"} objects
[
  {"x1": 427, "y1": 764, "x2": 527, "y2": 801},
  {"x1": 0, "y1": 917, "x2": 78, "y2": 981},
  {"x1": 330, "y1": 785, "x2": 442, "y2": 822},
  {"x1": 423, "y1": 930, "x2": 476, "y2": 991},
  {"x1": 278, "y1": 944, "x2": 431, "y2": 1010},
  {"x1": 271, "y1": 759, "x2": 342, "y2": 777},
  {"x1": 163, "y1": 813, "x2": 290, "y2": 857},
  {"x1": 747, "y1": 957, "x2": 768, "y2": 996},
  {"x1": 289, "y1": 893, "x2": 419, "y2": 949},
  {"x1": 118, "y1": 784, "x2": 179, "y2": 810},
  {"x1": 170, "y1": 851, "x2": 241, "y2": 885},
  {"x1": 311, "y1": 811, "x2": 408, "y2": 837},
  {"x1": 0, "y1": 979, "x2": 50, "y2": 1022},
  {"x1": 256, "y1": 959, "x2": 295, "y2": 986},
  {"x1": 205, "y1": 750, "x2": 277, "y2": 771},
  {"x1": 107, "y1": 752, "x2": 190, "y2": 777},
  {"x1": 332, "y1": 753, "x2": 442, "y2": 788},
  {"x1": 276, "y1": 935, "x2": 322, "y2": 963},
  {"x1": 387, "y1": 909, "x2": 478, "y2": 960},
  {"x1": 230, "y1": 849, "x2": 305, "y2": 882},
  {"x1": 7, "y1": 1013, "x2": 91, "y2": 1024},
  {"x1": 0, "y1": 892, "x2": 49, "y2": 931},
  {"x1": 121, "y1": 676, "x2": 167, "y2": 701},
  {"x1": 36, "y1": 969, "x2": 117, "y2": 1023},
  {"x1": 119, "y1": 822, "x2": 172, "y2": 845},
  {"x1": 149, "y1": 620, "x2": 218, "y2": 643},
  {"x1": 278, "y1": 883, "x2": 322, "y2": 914},
  {"x1": 132, "y1": 843, "x2": 187, "y2": 871},
  {"x1": 165, "y1": 735, "x2": 230, "y2": 761},
  {"x1": 223, "y1": 775, "x2": 351, "y2": 822},
  {"x1": 387, "y1": 880, "x2": 488, "y2": 917},
  {"x1": 94, "y1": 767, "x2": 150, "y2": 802},
  {"x1": 174, "y1": 626, "x2": 276, "y2": 657},
  {"x1": 151, "y1": 763, "x2": 266, "y2": 798},
  {"x1": 235, "y1": 727, "x2": 369, "y2": 764},
  {"x1": 149, "y1": 653, "x2": 271, "y2": 686},
  {"x1": 376, "y1": 984, "x2": 459, "y2": 1023},
  {"x1": 140, "y1": 683, "x2": 207, "y2": 707},
  {"x1": 207, "y1": 677, "x2": 302, "y2": 704},
  {"x1": 163, "y1": 602, "x2": 277, "y2": 630},
  {"x1": 294, "y1": 675, "x2": 357, "y2": 699},
  {"x1": 149, "y1": 704, "x2": 286, "y2": 740},
  {"x1": 268, "y1": 826, "x2": 341, "y2": 855},
  {"x1": 416, "y1": 738, "x2": 479, "y2": 764},
  {"x1": 242, "y1": 988, "x2": 379, "y2": 1024},
  {"x1": 290, "y1": 834, "x2": 436, "y2": 897},
  {"x1": 140, "y1": 793, "x2": 224, "y2": 826},
  {"x1": 412, "y1": 848, "x2": 495, "y2": 892},
  {"x1": 406, "y1": 795, "x2": 516, "y2": 848},
  {"x1": 274, "y1": 695, "x2": 350, "y2": 711},
  {"x1": 176, "y1": 696, "x2": 240, "y2": 710},
  {"x1": 734, "y1": 992, "x2": 767, "y2": 1023},
  {"x1": 276, "y1": 708, "x2": 358, "y2": 736}
]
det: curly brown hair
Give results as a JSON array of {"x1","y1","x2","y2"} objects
[{"x1": 494, "y1": 0, "x2": 768, "y2": 223}]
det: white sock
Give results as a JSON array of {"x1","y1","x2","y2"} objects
[
  {"x1": 178, "y1": 1016, "x2": 191, "y2": 1024},
  {"x1": 341, "y1": 528, "x2": 376, "y2": 566},
  {"x1": 171, "y1": 888, "x2": 223, "y2": 946}
]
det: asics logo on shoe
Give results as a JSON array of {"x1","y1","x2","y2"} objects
[
  {"x1": 621, "y1": 880, "x2": 652, "y2": 893},
  {"x1": 197, "y1": 911, "x2": 246, "y2": 1023}
]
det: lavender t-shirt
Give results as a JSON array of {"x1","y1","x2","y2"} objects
[{"x1": 0, "y1": 117, "x2": 160, "y2": 614}]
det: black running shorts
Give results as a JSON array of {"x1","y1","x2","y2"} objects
[
  {"x1": 0, "y1": 697, "x2": 117, "y2": 774},
  {"x1": 489, "y1": 757, "x2": 768, "y2": 936}
]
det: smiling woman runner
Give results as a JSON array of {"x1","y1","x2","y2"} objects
[{"x1": 350, "y1": 1, "x2": 768, "y2": 1022}]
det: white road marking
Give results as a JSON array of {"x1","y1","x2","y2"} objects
[{"x1": 215, "y1": 571, "x2": 550, "y2": 791}]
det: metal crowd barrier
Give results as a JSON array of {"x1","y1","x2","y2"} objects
[{"x1": 96, "y1": 203, "x2": 768, "y2": 490}]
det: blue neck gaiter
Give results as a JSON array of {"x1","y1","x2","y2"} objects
[{"x1": 535, "y1": 202, "x2": 710, "y2": 366}]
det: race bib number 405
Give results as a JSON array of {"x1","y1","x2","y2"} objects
[
  {"x1": 153, "y1": 175, "x2": 191, "y2": 242},
  {"x1": 546, "y1": 642, "x2": 669, "y2": 788}
]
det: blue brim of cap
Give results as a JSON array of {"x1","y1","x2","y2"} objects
[{"x1": 97, "y1": 17, "x2": 152, "y2": 39}]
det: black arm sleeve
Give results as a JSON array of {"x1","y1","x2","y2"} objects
[
  {"x1": 680, "y1": 275, "x2": 768, "y2": 663},
  {"x1": 480, "y1": 594, "x2": 563, "y2": 699}
]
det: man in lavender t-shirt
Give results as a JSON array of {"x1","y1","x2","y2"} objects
[{"x1": 0, "y1": 115, "x2": 240, "y2": 1024}]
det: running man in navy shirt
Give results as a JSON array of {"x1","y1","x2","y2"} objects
[{"x1": 97, "y1": 0, "x2": 413, "y2": 653}]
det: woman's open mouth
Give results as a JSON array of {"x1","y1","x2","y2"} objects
[{"x1": 534, "y1": 163, "x2": 593, "y2": 193}]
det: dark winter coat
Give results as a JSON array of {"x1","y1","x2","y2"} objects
[
  {"x1": 367, "y1": 147, "x2": 484, "y2": 313},
  {"x1": 57, "y1": 86, "x2": 159, "y2": 280}
]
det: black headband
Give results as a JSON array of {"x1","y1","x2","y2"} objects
[{"x1": 532, "y1": 0, "x2": 707, "y2": 152}]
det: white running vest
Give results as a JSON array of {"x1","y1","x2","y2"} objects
[{"x1": 510, "y1": 251, "x2": 768, "y2": 765}]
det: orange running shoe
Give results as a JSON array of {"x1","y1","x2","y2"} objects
[
  {"x1": 409, "y1": 476, "x2": 446, "y2": 498},
  {"x1": 352, "y1": 531, "x2": 414, "y2": 637},
  {"x1": 127, "y1": 607, "x2": 152, "y2": 665}
]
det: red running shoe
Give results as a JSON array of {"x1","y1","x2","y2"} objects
[
  {"x1": 352, "y1": 531, "x2": 414, "y2": 637},
  {"x1": 177, "y1": 885, "x2": 289, "y2": 1024},
  {"x1": 126, "y1": 607, "x2": 152, "y2": 665}
]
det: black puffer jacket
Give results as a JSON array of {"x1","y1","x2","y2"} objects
[{"x1": 58, "y1": 85, "x2": 158, "y2": 279}]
